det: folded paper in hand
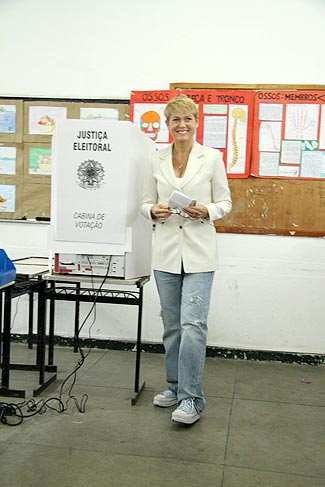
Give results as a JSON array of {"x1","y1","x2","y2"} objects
[{"x1": 168, "y1": 190, "x2": 195, "y2": 210}]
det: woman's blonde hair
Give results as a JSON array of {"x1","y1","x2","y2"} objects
[{"x1": 164, "y1": 94, "x2": 198, "y2": 121}]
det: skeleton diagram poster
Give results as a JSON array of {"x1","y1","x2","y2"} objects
[
  {"x1": 130, "y1": 89, "x2": 255, "y2": 178},
  {"x1": 251, "y1": 90, "x2": 325, "y2": 179}
]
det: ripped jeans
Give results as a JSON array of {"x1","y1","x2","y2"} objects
[{"x1": 154, "y1": 270, "x2": 215, "y2": 412}]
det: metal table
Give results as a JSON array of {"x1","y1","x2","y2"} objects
[
  {"x1": 43, "y1": 273, "x2": 150, "y2": 405},
  {"x1": 0, "y1": 258, "x2": 57, "y2": 398}
]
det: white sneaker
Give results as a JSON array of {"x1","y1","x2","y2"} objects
[
  {"x1": 171, "y1": 398, "x2": 200, "y2": 424},
  {"x1": 153, "y1": 389, "x2": 178, "y2": 407}
]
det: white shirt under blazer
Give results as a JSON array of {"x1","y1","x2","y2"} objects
[{"x1": 140, "y1": 142, "x2": 232, "y2": 274}]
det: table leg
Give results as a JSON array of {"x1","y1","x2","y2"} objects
[
  {"x1": 74, "y1": 283, "x2": 81, "y2": 352},
  {"x1": 1, "y1": 288, "x2": 11, "y2": 388},
  {"x1": 0, "y1": 291, "x2": 3, "y2": 362},
  {"x1": 28, "y1": 292, "x2": 34, "y2": 349},
  {"x1": 37, "y1": 281, "x2": 46, "y2": 385},
  {"x1": 48, "y1": 283, "x2": 55, "y2": 365},
  {"x1": 0, "y1": 286, "x2": 25, "y2": 398},
  {"x1": 131, "y1": 285, "x2": 145, "y2": 405},
  {"x1": 33, "y1": 281, "x2": 57, "y2": 397}
]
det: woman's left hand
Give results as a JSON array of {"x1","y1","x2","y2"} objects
[{"x1": 183, "y1": 204, "x2": 209, "y2": 220}]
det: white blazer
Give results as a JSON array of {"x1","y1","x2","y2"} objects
[{"x1": 140, "y1": 142, "x2": 232, "y2": 274}]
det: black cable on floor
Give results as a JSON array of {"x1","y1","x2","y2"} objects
[
  {"x1": 0, "y1": 256, "x2": 112, "y2": 426},
  {"x1": 58, "y1": 255, "x2": 112, "y2": 412}
]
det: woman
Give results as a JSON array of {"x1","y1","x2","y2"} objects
[{"x1": 140, "y1": 94, "x2": 232, "y2": 424}]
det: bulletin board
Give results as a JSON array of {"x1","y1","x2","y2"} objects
[
  {"x1": 130, "y1": 89, "x2": 255, "y2": 177},
  {"x1": 0, "y1": 98, "x2": 129, "y2": 220},
  {"x1": 251, "y1": 89, "x2": 325, "y2": 179},
  {"x1": 169, "y1": 83, "x2": 325, "y2": 236}
]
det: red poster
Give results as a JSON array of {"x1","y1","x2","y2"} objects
[
  {"x1": 251, "y1": 90, "x2": 325, "y2": 179},
  {"x1": 130, "y1": 89, "x2": 255, "y2": 178}
]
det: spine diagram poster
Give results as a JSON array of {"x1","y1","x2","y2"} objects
[
  {"x1": 251, "y1": 90, "x2": 325, "y2": 179},
  {"x1": 130, "y1": 89, "x2": 255, "y2": 178}
]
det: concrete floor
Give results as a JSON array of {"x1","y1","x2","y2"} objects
[{"x1": 1, "y1": 343, "x2": 325, "y2": 487}]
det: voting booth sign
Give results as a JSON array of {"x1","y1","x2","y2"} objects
[{"x1": 50, "y1": 119, "x2": 155, "y2": 278}]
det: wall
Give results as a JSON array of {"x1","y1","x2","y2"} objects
[
  {"x1": 1, "y1": 0, "x2": 325, "y2": 99},
  {"x1": 1, "y1": 0, "x2": 325, "y2": 355},
  {"x1": 2, "y1": 221, "x2": 325, "y2": 354}
]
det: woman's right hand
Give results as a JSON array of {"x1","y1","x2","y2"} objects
[{"x1": 151, "y1": 204, "x2": 172, "y2": 220}]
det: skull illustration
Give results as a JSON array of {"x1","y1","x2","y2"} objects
[{"x1": 140, "y1": 110, "x2": 161, "y2": 141}]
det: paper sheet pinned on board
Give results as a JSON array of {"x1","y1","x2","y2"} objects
[{"x1": 168, "y1": 190, "x2": 196, "y2": 209}]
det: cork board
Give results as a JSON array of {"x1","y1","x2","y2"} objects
[
  {"x1": 0, "y1": 98, "x2": 130, "y2": 220},
  {"x1": 22, "y1": 181, "x2": 51, "y2": 219},
  {"x1": 215, "y1": 177, "x2": 325, "y2": 236}
]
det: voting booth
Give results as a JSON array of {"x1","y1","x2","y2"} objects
[{"x1": 49, "y1": 119, "x2": 155, "y2": 279}]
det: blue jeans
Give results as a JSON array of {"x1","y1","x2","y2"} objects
[{"x1": 154, "y1": 270, "x2": 214, "y2": 412}]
